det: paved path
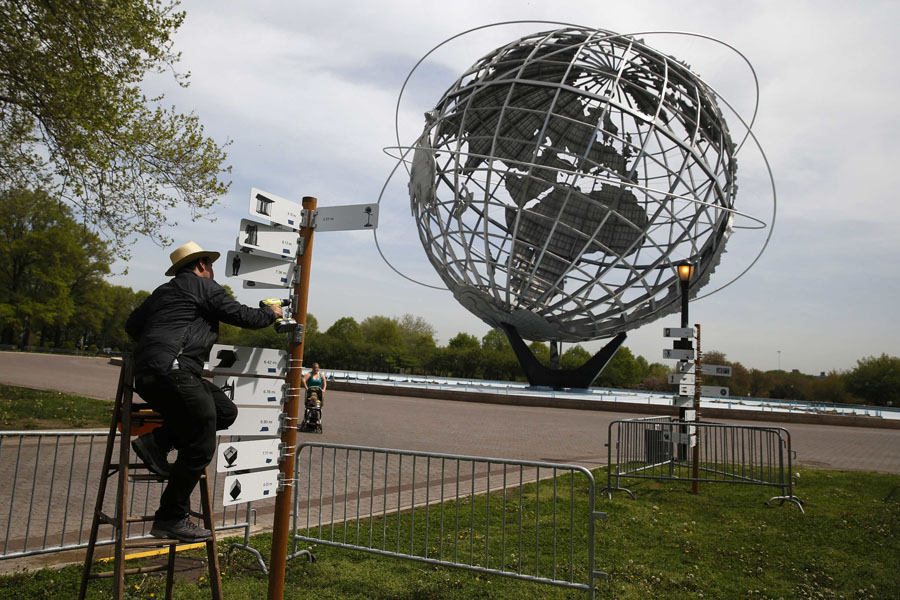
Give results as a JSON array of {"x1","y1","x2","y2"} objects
[{"x1": 1, "y1": 352, "x2": 898, "y2": 473}]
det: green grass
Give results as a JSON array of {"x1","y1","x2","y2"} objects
[
  {"x1": 0, "y1": 384, "x2": 112, "y2": 429},
  {"x1": 1, "y1": 467, "x2": 897, "y2": 599}
]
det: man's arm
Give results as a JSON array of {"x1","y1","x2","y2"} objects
[{"x1": 205, "y1": 279, "x2": 279, "y2": 329}]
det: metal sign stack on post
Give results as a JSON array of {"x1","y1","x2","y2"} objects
[
  {"x1": 225, "y1": 187, "x2": 379, "y2": 600},
  {"x1": 208, "y1": 344, "x2": 287, "y2": 506}
]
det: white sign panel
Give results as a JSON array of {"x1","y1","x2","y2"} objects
[
  {"x1": 663, "y1": 327, "x2": 694, "y2": 338},
  {"x1": 226, "y1": 250, "x2": 294, "y2": 288},
  {"x1": 701, "y1": 385, "x2": 730, "y2": 397},
  {"x1": 237, "y1": 219, "x2": 299, "y2": 259},
  {"x1": 678, "y1": 383, "x2": 696, "y2": 396},
  {"x1": 683, "y1": 409, "x2": 697, "y2": 421},
  {"x1": 678, "y1": 362, "x2": 696, "y2": 373},
  {"x1": 314, "y1": 203, "x2": 379, "y2": 232},
  {"x1": 674, "y1": 395, "x2": 694, "y2": 408},
  {"x1": 249, "y1": 188, "x2": 305, "y2": 229},
  {"x1": 223, "y1": 469, "x2": 279, "y2": 506},
  {"x1": 213, "y1": 375, "x2": 285, "y2": 406},
  {"x1": 219, "y1": 406, "x2": 282, "y2": 437},
  {"x1": 663, "y1": 348, "x2": 694, "y2": 361},
  {"x1": 668, "y1": 373, "x2": 696, "y2": 385},
  {"x1": 216, "y1": 439, "x2": 281, "y2": 472},
  {"x1": 209, "y1": 344, "x2": 287, "y2": 377},
  {"x1": 700, "y1": 364, "x2": 733, "y2": 377}
]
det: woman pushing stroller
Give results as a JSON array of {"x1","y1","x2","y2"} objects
[{"x1": 300, "y1": 362, "x2": 326, "y2": 433}]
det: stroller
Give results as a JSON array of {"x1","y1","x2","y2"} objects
[{"x1": 299, "y1": 386, "x2": 324, "y2": 434}]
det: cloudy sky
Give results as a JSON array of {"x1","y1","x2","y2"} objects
[{"x1": 109, "y1": 0, "x2": 900, "y2": 375}]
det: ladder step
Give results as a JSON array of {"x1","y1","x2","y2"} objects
[{"x1": 89, "y1": 563, "x2": 171, "y2": 579}]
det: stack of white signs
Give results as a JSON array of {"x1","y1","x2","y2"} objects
[
  {"x1": 228, "y1": 188, "x2": 306, "y2": 291},
  {"x1": 210, "y1": 344, "x2": 288, "y2": 507}
]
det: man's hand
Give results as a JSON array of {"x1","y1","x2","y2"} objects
[{"x1": 269, "y1": 304, "x2": 284, "y2": 319}]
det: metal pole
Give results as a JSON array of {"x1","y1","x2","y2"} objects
[
  {"x1": 267, "y1": 196, "x2": 317, "y2": 600},
  {"x1": 692, "y1": 323, "x2": 701, "y2": 494},
  {"x1": 678, "y1": 278, "x2": 689, "y2": 422}
]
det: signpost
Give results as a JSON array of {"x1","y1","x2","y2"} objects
[
  {"x1": 208, "y1": 344, "x2": 288, "y2": 376},
  {"x1": 223, "y1": 469, "x2": 280, "y2": 507},
  {"x1": 225, "y1": 250, "x2": 295, "y2": 288},
  {"x1": 313, "y1": 203, "x2": 379, "y2": 232},
  {"x1": 249, "y1": 188, "x2": 304, "y2": 229},
  {"x1": 238, "y1": 218, "x2": 300, "y2": 258},
  {"x1": 219, "y1": 407, "x2": 283, "y2": 437},
  {"x1": 216, "y1": 439, "x2": 281, "y2": 472},
  {"x1": 212, "y1": 375, "x2": 285, "y2": 406}
]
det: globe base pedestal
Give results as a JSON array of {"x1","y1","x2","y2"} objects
[{"x1": 502, "y1": 324, "x2": 627, "y2": 390}]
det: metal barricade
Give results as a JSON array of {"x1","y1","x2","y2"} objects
[
  {"x1": 0, "y1": 431, "x2": 255, "y2": 562},
  {"x1": 290, "y1": 442, "x2": 605, "y2": 598},
  {"x1": 601, "y1": 418, "x2": 803, "y2": 511}
]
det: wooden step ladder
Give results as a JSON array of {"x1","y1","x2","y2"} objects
[{"x1": 78, "y1": 358, "x2": 223, "y2": 599}]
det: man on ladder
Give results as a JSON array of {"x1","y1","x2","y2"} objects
[{"x1": 125, "y1": 241, "x2": 282, "y2": 542}]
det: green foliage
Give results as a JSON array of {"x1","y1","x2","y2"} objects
[
  {"x1": 845, "y1": 354, "x2": 900, "y2": 406},
  {"x1": 0, "y1": 189, "x2": 114, "y2": 347},
  {"x1": 0, "y1": 0, "x2": 230, "y2": 250},
  {"x1": 0, "y1": 384, "x2": 110, "y2": 429},
  {"x1": 596, "y1": 346, "x2": 643, "y2": 388},
  {"x1": 560, "y1": 344, "x2": 591, "y2": 369}
]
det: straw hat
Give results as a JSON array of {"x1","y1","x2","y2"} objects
[{"x1": 165, "y1": 241, "x2": 220, "y2": 276}]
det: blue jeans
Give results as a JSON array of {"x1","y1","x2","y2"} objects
[{"x1": 135, "y1": 370, "x2": 238, "y2": 521}]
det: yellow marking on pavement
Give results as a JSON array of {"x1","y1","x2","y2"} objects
[{"x1": 98, "y1": 542, "x2": 206, "y2": 562}]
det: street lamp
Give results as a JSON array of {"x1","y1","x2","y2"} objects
[{"x1": 676, "y1": 261, "x2": 695, "y2": 329}]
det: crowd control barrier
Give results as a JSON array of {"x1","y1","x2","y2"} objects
[
  {"x1": 290, "y1": 442, "x2": 606, "y2": 598},
  {"x1": 600, "y1": 418, "x2": 803, "y2": 511}
]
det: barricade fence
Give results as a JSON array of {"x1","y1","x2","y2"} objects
[
  {"x1": 600, "y1": 418, "x2": 803, "y2": 510},
  {"x1": 290, "y1": 442, "x2": 605, "y2": 598},
  {"x1": 0, "y1": 431, "x2": 257, "y2": 562}
]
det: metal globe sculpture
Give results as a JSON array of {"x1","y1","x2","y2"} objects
[{"x1": 408, "y1": 26, "x2": 738, "y2": 344}]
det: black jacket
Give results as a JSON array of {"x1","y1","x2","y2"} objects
[{"x1": 125, "y1": 271, "x2": 275, "y2": 377}]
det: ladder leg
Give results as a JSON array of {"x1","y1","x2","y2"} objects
[
  {"x1": 113, "y1": 367, "x2": 136, "y2": 599},
  {"x1": 79, "y1": 358, "x2": 132, "y2": 600},
  {"x1": 165, "y1": 544, "x2": 176, "y2": 600},
  {"x1": 200, "y1": 470, "x2": 224, "y2": 599}
]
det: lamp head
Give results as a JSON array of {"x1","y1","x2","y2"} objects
[{"x1": 676, "y1": 261, "x2": 695, "y2": 283}]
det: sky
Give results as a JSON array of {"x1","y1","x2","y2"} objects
[{"x1": 108, "y1": 0, "x2": 900, "y2": 375}]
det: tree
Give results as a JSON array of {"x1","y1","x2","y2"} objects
[
  {"x1": 845, "y1": 354, "x2": 900, "y2": 406},
  {"x1": 0, "y1": 0, "x2": 230, "y2": 250},
  {"x1": 0, "y1": 189, "x2": 112, "y2": 345},
  {"x1": 560, "y1": 345, "x2": 591, "y2": 370},
  {"x1": 594, "y1": 346, "x2": 642, "y2": 389},
  {"x1": 449, "y1": 332, "x2": 480, "y2": 350}
]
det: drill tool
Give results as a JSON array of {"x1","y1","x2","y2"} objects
[{"x1": 260, "y1": 298, "x2": 298, "y2": 333}]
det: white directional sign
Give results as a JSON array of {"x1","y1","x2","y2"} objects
[
  {"x1": 219, "y1": 406, "x2": 282, "y2": 437},
  {"x1": 663, "y1": 327, "x2": 694, "y2": 338},
  {"x1": 678, "y1": 383, "x2": 696, "y2": 396},
  {"x1": 313, "y1": 203, "x2": 379, "y2": 232},
  {"x1": 701, "y1": 385, "x2": 730, "y2": 397},
  {"x1": 208, "y1": 344, "x2": 288, "y2": 377},
  {"x1": 213, "y1": 375, "x2": 285, "y2": 406},
  {"x1": 237, "y1": 219, "x2": 299, "y2": 259},
  {"x1": 249, "y1": 188, "x2": 305, "y2": 229},
  {"x1": 216, "y1": 439, "x2": 281, "y2": 472},
  {"x1": 223, "y1": 469, "x2": 280, "y2": 506},
  {"x1": 683, "y1": 409, "x2": 697, "y2": 421},
  {"x1": 668, "y1": 373, "x2": 696, "y2": 385},
  {"x1": 226, "y1": 250, "x2": 294, "y2": 288},
  {"x1": 674, "y1": 395, "x2": 694, "y2": 408},
  {"x1": 663, "y1": 348, "x2": 694, "y2": 361},
  {"x1": 700, "y1": 364, "x2": 732, "y2": 377},
  {"x1": 678, "y1": 362, "x2": 696, "y2": 373}
]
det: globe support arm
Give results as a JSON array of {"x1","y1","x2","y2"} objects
[{"x1": 501, "y1": 324, "x2": 627, "y2": 390}]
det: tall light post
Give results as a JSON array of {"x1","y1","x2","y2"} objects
[
  {"x1": 677, "y1": 261, "x2": 695, "y2": 329},
  {"x1": 676, "y1": 260, "x2": 698, "y2": 492}
]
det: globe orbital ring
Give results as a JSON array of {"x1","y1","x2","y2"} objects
[{"x1": 377, "y1": 23, "x2": 776, "y2": 315}]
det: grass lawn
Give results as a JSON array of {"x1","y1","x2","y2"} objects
[
  {"x1": 0, "y1": 384, "x2": 111, "y2": 429},
  {"x1": 1, "y1": 466, "x2": 897, "y2": 599}
]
